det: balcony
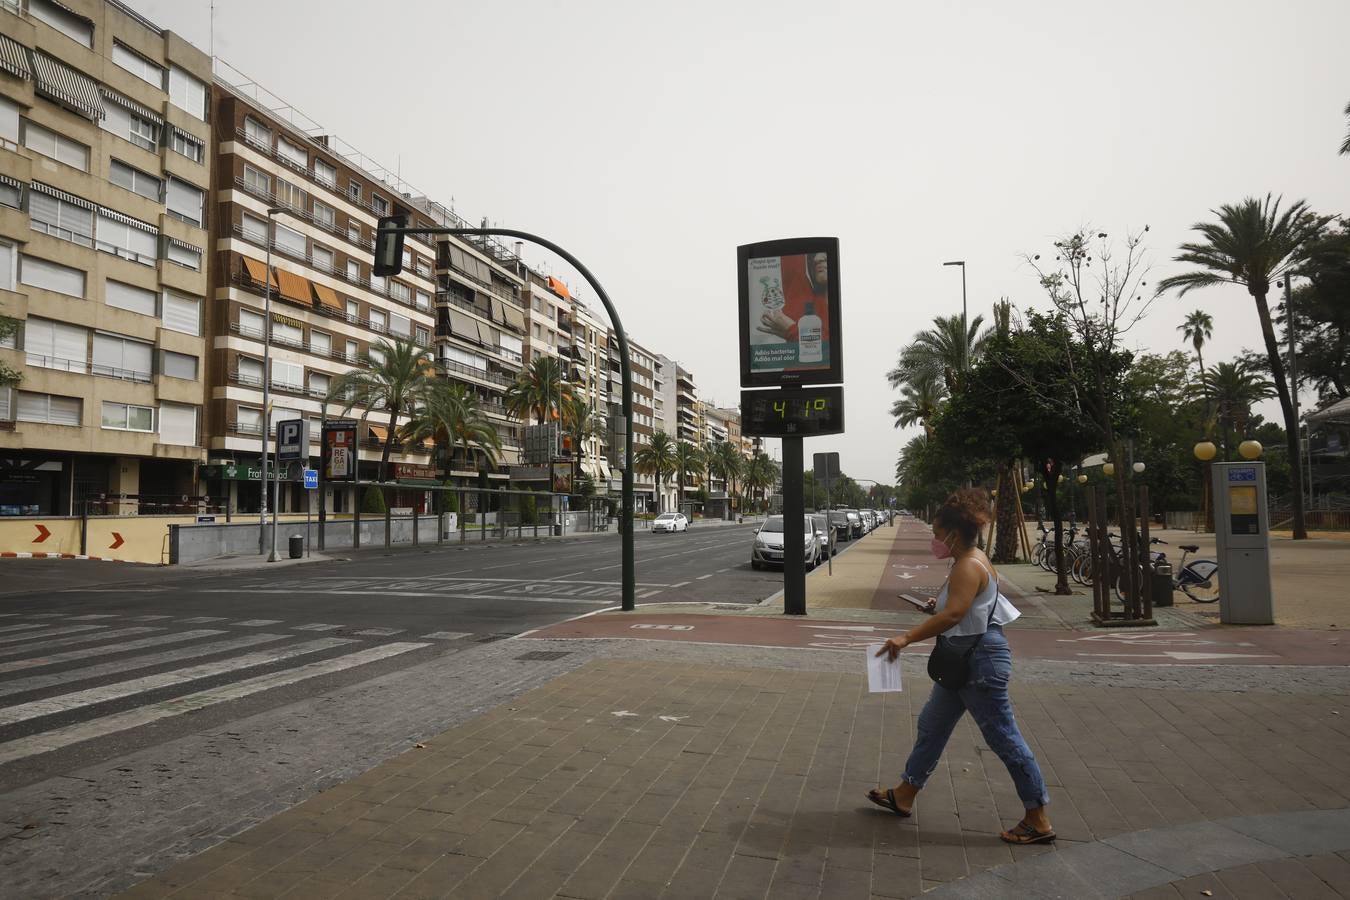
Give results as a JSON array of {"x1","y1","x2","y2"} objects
[{"x1": 24, "y1": 354, "x2": 153, "y2": 383}]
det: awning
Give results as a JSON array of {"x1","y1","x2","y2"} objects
[
  {"x1": 275, "y1": 268, "x2": 312, "y2": 305},
  {"x1": 368, "y1": 424, "x2": 389, "y2": 443},
  {"x1": 241, "y1": 256, "x2": 276, "y2": 288},
  {"x1": 501, "y1": 303, "x2": 526, "y2": 332},
  {"x1": 31, "y1": 51, "x2": 105, "y2": 120},
  {"x1": 99, "y1": 87, "x2": 162, "y2": 127},
  {"x1": 98, "y1": 206, "x2": 157, "y2": 233},
  {"x1": 446, "y1": 308, "x2": 480, "y2": 343},
  {"x1": 547, "y1": 275, "x2": 571, "y2": 300},
  {"x1": 312, "y1": 282, "x2": 343, "y2": 313},
  {"x1": 0, "y1": 173, "x2": 23, "y2": 191},
  {"x1": 489, "y1": 297, "x2": 506, "y2": 325},
  {"x1": 31, "y1": 181, "x2": 93, "y2": 209},
  {"x1": 476, "y1": 319, "x2": 496, "y2": 346},
  {"x1": 0, "y1": 34, "x2": 30, "y2": 81},
  {"x1": 166, "y1": 235, "x2": 202, "y2": 254}
]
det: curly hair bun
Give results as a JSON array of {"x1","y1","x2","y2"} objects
[{"x1": 934, "y1": 488, "x2": 991, "y2": 544}]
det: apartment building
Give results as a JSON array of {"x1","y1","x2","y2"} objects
[
  {"x1": 605, "y1": 336, "x2": 657, "y2": 511},
  {"x1": 675, "y1": 363, "x2": 698, "y2": 445},
  {"x1": 0, "y1": 0, "x2": 212, "y2": 515},
  {"x1": 564, "y1": 297, "x2": 610, "y2": 490},
  {"x1": 205, "y1": 76, "x2": 452, "y2": 513}
]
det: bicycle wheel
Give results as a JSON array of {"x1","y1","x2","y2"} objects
[
  {"x1": 1070, "y1": 552, "x2": 1089, "y2": 586},
  {"x1": 1030, "y1": 543, "x2": 1045, "y2": 569},
  {"x1": 1180, "y1": 560, "x2": 1221, "y2": 604}
]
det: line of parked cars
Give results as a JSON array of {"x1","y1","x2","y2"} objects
[{"x1": 750, "y1": 506, "x2": 892, "y2": 570}]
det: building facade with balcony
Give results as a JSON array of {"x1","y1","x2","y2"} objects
[
  {"x1": 0, "y1": 0, "x2": 212, "y2": 515},
  {"x1": 606, "y1": 336, "x2": 656, "y2": 511},
  {"x1": 564, "y1": 297, "x2": 609, "y2": 492},
  {"x1": 206, "y1": 75, "x2": 454, "y2": 513}
]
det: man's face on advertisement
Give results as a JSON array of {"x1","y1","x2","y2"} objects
[{"x1": 812, "y1": 253, "x2": 828, "y2": 287}]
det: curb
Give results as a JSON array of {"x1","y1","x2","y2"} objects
[{"x1": 0, "y1": 552, "x2": 126, "y2": 561}]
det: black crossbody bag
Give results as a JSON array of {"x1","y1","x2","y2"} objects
[{"x1": 927, "y1": 599, "x2": 997, "y2": 691}]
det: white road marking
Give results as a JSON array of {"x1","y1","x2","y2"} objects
[
  {"x1": 803, "y1": 625, "x2": 879, "y2": 632},
  {"x1": 0, "y1": 629, "x2": 231, "y2": 675},
  {"x1": 611, "y1": 710, "x2": 638, "y2": 718},
  {"x1": 0, "y1": 625, "x2": 107, "y2": 646},
  {"x1": 638, "y1": 590, "x2": 664, "y2": 598},
  {"x1": 1075, "y1": 651, "x2": 1279, "y2": 661},
  {"x1": 67, "y1": 614, "x2": 119, "y2": 620},
  {"x1": 203, "y1": 590, "x2": 611, "y2": 605},
  {"x1": 548, "y1": 572, "x2": 585, "y2": 580},
  {"x1": 232, "y1": 619, "x2": 284, "y2": 627},
  {"x1": 178, "y1": 617, "x2": 227, "y2": 624},
  {"x1": 0, "y1": 638, "x2": 354, "y2": 726},
  {"x1": 0, "y1": 624, "x2": 46, "y2": 635},
  {"x1": 293, "y1": 623, "x2": 343, "y2": 632},
  {"x1": 670, "y1": 582, "x2": 690, "y2": 588},
  {"x1": 696, "y1": 574, "x2": 715, "y2": 580},
  {"x1": 0, "y1": 642, "x2": 430, "y2": 765},
  {"x1": 353, "y1": 627, "x2": 404, "y2": 637},
  {"x1": 631, "y1": 624, "x2": 694, "y2": 631},
  {"x1": 0, "y1": 632, "x2": 285, "y2": 696},
  {"x1": 0, "y1": 627, "x2": 162, "y2": 659},
  {"x1": 422, "y1": 631, "x2": 471, "y2": 640},
  {"x1": 129, "y1": 615, "x2": 173, "y2": 621}
]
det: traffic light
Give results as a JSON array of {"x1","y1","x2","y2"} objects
[{"x1": 373, "y1": 214, "x2": 408, "y2": 276}]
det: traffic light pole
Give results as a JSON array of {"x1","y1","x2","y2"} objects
[{"x1": 377, "y1": 224, "x2": 637, "y2": 612}]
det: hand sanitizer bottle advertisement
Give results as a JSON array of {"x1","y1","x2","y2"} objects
[{"x1": 797, "y1": 300, "x2": 823, "y2": 363}]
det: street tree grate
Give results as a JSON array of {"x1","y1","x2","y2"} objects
[{"x1": 515, "y1": 650, "x2": 572, "y2": 661}]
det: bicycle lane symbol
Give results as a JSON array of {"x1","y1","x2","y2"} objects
[{"x1": 1056, "y1": 632, "x2": 1218, "y2": 646}]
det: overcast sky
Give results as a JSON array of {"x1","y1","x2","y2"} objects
[{"x1": 139, "y1": 0, "x2": 1350, "y2": 485}]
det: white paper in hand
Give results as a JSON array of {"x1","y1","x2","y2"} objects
[{"x1": 866, "y1": 644, "x2": 903, "y2": 693}]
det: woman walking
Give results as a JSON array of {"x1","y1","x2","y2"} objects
[{"x1": 868, "y1": 488, "x2": 1054, "y2": 844}]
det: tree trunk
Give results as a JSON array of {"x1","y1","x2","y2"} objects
[
  {"x1": 1252, "y1": 288, "x2": 1307, "y2": 539},
  {"x1": 381, "y1": 402, "x2": 398, "y2": 482},
  {"x1": 992, "y1": 464, "x2": 1020, "y2": 563},
  {"x1": 1044, "y1": 462, "x2": 1071, "y2": 595}
]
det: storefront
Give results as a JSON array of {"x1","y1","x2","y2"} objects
[{"x1": 0, "y1": 454, "x2": 68, "y2": 516}]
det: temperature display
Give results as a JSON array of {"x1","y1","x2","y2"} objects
[{"x1": 740, "y1": 387, "x2": 845, "y2": 437}]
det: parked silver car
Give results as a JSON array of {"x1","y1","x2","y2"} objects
[{"x1": 751, "y1": 515, "x2": 820, "y2": 570}]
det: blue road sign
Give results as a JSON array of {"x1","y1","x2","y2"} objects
[{"x1": 303, "y1": 468, "x2": 319, "y2": 490}]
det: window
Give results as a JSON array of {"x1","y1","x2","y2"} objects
[
  {"x1": 29, "y1": 188, "x2": 94, "y2": 246},
  {"x1": 371, "y1": 195, "x2": 389, "y2": 216},
  {"x1": 345, "y1": 339, "x2": 358, "y2": 361},
  {"x1": 164, "y1": 240, "x2": 201, "y2": 271},
  {"x1": 29, "y1": 0, "x2": 93, "y2": 47},
  {"x1": 310, "y1": 331, "x2": 331, "y2": 357},
  {"x1": 314, "y1": 158, "x2": 336, "y2": 188},
  {"x1": 101, "y1": 104, "x2": 158, "y2": 151},
  {"x1": 159, "y1": 402, "x2": 198, "y2": 446},
  {"x1": 170, "y1": 129, "x2": 203, "y2": 163},
  {"x1": 308, "y1": 372, "x2": 329, "y2": 397},
  {"x1": 415, "y1": 258, "x2": 432, "y2": 278},
  {"x1": 243, "y1": 165, "x2": 270, "y2": 196},
  {"x1": 368, "y1": 309, "x2": 386, "y2": 333},
  {"x1": 237, "y1": 406, "x2": 262, "y2": 434},
  {"x1": 271, "y1": 360, "x2": 303, "y2": 390},
  {"x1": 443, "y1": 345, "x2": 487, "y2": 371},
  {"x1": 236, "y1": 356, "x2": 262, "y2": 385},
  {"x1": 347, "y1": 181, "x2": 360, "y2": 202},
  {"x1": 0, "y1": 241, "x2": 13, "y2": 291},
  {"x1": 276, "y1": 179, "x2": 305, "y2": 211},
  {"x1": 238, "y1": 308, "x2": 264, "y2": 337},
  {"x1": 92, "y1": 332, "x2": 152, "y2": 381},
  {"x1": 23, "y1": 318, "x2": 87, "y2": 371},
  {"x1": 415, "y1": 325, "x2": 430, "y2": 346},
  {"x1": 369, "y1": 272, "x2": 385, "y2": 294},
  {"x1": 273, "y1": 222, "x2": 306, "y2": 257},
  {"x1": 161, "y1": 290, "x2": 200, "y2": 336},
  {"x1": 0, "y1": 387, "x2": 10, "y2": 419},
  {"x1": 161, "y1": 350, "x2": 198, "y2": 380},
  {"x1": 104, "y1": 280, "x2": 156, "y2": 317},
  {"x1": 347, "y1": 222, "x2": 361, "y2": 243},
  {"x1": 17, "y1": 391, "x2": 81, "y2": 426},
  {"x1": 277, "y1": 136, "x2": 307, "y2": 169},
  {"x1": 368, "y1": 346, "x2": 385, "y2": 366},
  {"x1": 311, "y1": 245, "x2": 333, "y2": 272},
  {"x1": 241, "y1": 212, "x2": 267, "y2": 243},
  {"x1": 312, "y1": 201, "x2": 335, "y2": 229},
  {"x1": 244, "y1": 117, "x2": 271, "y2": 147},
  {"x1": 389, "y1": 313, "x2": 411, "y2": 337},
  {"x1": 0, "y1": 180, "x2": 17, "y2": 210},
  {"x1": 101, "y1": 401, "x2": 154, "y2": 432},
  {"x1": 345, "y1": 299, "x2": 359, "y2": 321},
  {"x1": 0, "y1": 97, "x2": 16, "y2": 148},
  {"x1": 95, "y1": 211, "x2": 157, "y2": 264},
  {"x1": 20, "y1": 255, "x2": 85, "y2": 297},
  {"x1": 109, "y1": 160, "x2": 161, "y2": 200},
  {"x1": 111, "y1": 42, "x2": 162, "y2": 86},
  {"x1": 346, "y1": 260, "x2": 361, "y2": 282},
  {"x1": 401, "y1": 248, "x2": 412, "y2": 271},
  {"x1": 165, "y1": 178, "x2": 204, "y2": 226},
  {"x1": 272, "y1": 318, "x2": 302, "y2": 347},
  {"x1": 168, "y1": 66, "x2": 206, "y2": 120},
  {"x1": 390, "y1": 281, "x2": 410, "y2": 304},
  {"x1": 23, "y1": 121, "x2": 89, "y2": 170},
  {"x1": 415, "y1": 290, "x2": 431, "y2": 312}
]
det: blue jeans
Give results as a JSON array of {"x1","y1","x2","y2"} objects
[{"x1": 902, "y1": 626, "x2": 1049, "y2": 810}]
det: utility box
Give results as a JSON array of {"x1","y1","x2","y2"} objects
[{"x1": 1211, "y1": 462, "x2": 1274, "y2": 625}]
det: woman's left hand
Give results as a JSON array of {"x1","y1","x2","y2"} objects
[{"x1": 876, "y1": 635, "x2": 909, "y2": 662}]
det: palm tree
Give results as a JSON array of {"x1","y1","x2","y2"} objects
[
  {"x1": 1341, "y1": 101, "x2": 1350, "y2": 155},
  {"x1": 710, "y1": 441, "x2": 744, "y2": 511},
  {"x1": 1158, "y1": 195, "x2": 1332, "y2": 539},
  {"x1": 634, "y1": 430, "x2": 677, "y2": 512},
  {"x1": 1202, "y1": 361, "x2": 1276, "y2": 459},
  {"x1": 890, "y1": 376, "x2": 944, "y2": 436},
  {"x1": 1178, "y1": 310, "x2": 1215, "y2": 377},
  {"x1": 504, "y1": 355, "x2": 566, "y2": 425},
  {"x1": 673, "y1": 441, "x2": 702, "y2": 506},
  {"x1": 560, "y1": 395, "x2": 606, "y2": 485},
  {"x1": 743, "y1": 453, "x2": 778, "y2": 512},
  {"x1": 895, "y1": 434, "x2": 928, "y2": 493},
  {"x1": 330, "y1": 338, "x2": 433, "y2": 481},
  {"x1": 401, "y1": 382, "x2": 501, "y2": 480},
  {"x1": 887, "y1": 312, "x2": 988, "y2": 394}
]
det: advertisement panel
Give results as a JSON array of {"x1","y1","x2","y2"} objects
[
  {"x1": 322, "y1": 420, "x2": 357, "y2": 482},
  {"x1": 738, "y1": 237, "x2": 842, "y2": 388}
]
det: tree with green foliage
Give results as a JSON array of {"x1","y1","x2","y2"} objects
[
  {"x1": 1178, "y1": 310, "x2": 1214, "y2": 378},
  {"x1": 1159, "y1": 195, "x2": 1333, "y2": 539},
  {"x1": 1341, "y1": 101, "x2": 1350, "y2": 155},
  {"x1": 887, "y1": 312, "x2": 988, "y2": 396},
  {"x1": 504, "y1": 355, "x2": 566, "y2": 425},
  {"x1": 1289, "y1": 221, "x2": 1350, "y2": 401},
  {"x1": 634, "y1": 430, "x2": 677, "y2": 512},
  {"x1": 398, "y1": 381, "x2": 501, "y2": 481},
  {"x1": 560, "y1": 395, "x2": 606, "y2": 486},
  {"x1": 361, "y1": 484, "x2": 387, "y2": 515},
  {"x1": 330, "y1": 338, "x2": 435, "y2": 482},
  {"x1": 673, "y1": 441, "x2": 703, "y2": 507},
  {"x1": 742, "y1": 453, "x2": 778, "y2": 512},
  {"x1": 1202, "y1": 360, "x2": 1276, "y2": 458},
  {"x1": 890, "y1": 376, "x2": 944, "y2": 436}
]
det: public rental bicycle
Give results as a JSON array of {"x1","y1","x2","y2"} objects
[{"x1": 1108, "y1": 535, "x2": 1221, "y2": 605}]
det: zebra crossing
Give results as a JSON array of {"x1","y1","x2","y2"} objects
[{"x1": 0, "y1": 611, "x2": 473, "y2": 768}]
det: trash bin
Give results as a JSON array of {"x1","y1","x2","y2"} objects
[
  {"x1": 1152, "y1": 562, "x2": 1173, "y2": 607},
  {"x1": 288, "y1": 534, "x2": 303, "y2": 559}
]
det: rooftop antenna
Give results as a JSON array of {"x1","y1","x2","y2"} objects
[{"x1": 209, "y1": 0, "x2": 214, "y2": 58}]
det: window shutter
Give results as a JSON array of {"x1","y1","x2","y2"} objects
[
  {"x1": 162, "y1": 291, "x2": 200, "y2": 335},
  {"x1": 159, "y1": 402, "x2": 197, "y2": 446},
  {"x1": 239, "y1": 308, "x2": 264, "y2": 336},
  {"x1": 165, "y1": 178, "x2": 203, "y2": 225},
  {"x1": 52, "y1": 322, "x2": 88, "y2": 368},
  {"x1": 105, "y1": 280, "x2": 157, "y2": 315}
]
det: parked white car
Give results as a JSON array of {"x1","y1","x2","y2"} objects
[
  {"x1": 651, "y1": 512, "x2": 689, "y2": 533},
  {"x1": 751, "y1": 515, "x2": 820, "y2": 570}
]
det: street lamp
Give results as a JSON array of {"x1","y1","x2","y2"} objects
[
  {"x1": 260, "y1": 205, "x2": 287, "y2": 561},
  {"x1": 942, "y1": 260, "x2": 968, "y2": 371},
  {"x1": 1132, "y1": 461, "x2": 1146, "y2": 474},
  {"x1": 1239, "y1": 440, "x2": 1263, "y2": 460},
  {"x1": 1193, "y1": 440, "x2": 1217, "y2": 461}
]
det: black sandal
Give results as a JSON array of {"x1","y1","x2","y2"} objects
[
  {"x1": 865, "y1": 787, "x2": 912, "y2": 818},
  {"x1": 1000, "y1": 820, "x2": 1056, "y2": 845}
]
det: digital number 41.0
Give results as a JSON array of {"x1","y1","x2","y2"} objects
[{"x1": 772, "y1": 398, "x2": 828, "y2": 418}]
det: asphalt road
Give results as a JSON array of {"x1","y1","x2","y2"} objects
[{"x1": 0, "y1": 523, "x2": 789, "y2": 792}]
